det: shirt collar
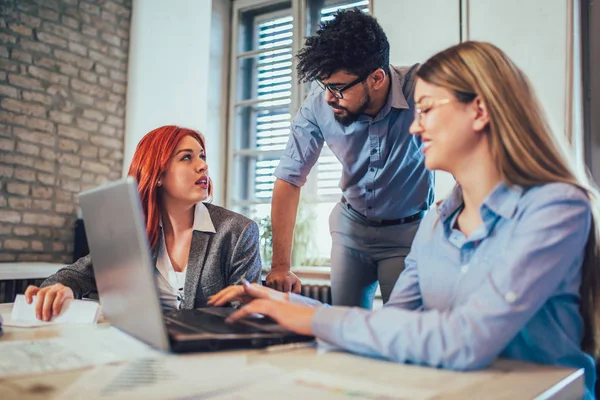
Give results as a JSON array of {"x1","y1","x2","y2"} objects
[
  {"x1": 159, "y1": 202, "x2": 216, "y2": 233},
  {"x1": 369, "y1": 65, "x2": 410, "y2": 123},
  {"x1": 438, "y1": 181, "x2": 523, "y2": 225}
]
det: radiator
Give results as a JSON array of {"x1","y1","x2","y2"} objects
[
  {"x1": 301, "y1": 284, "x2": 332, "y2": 305},
  {"x1": 0, "y1": 279, "x2": 45, "y2": 304}
]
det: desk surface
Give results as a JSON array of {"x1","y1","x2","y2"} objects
[
  {"x1": 0, "y1": 303, "x2": 584, "y2": 400},
  {"x1": 0, "y1": 263, "x2": 65, "y2": 280}
]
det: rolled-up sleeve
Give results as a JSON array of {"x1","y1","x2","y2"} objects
[
  {"x1": 274, "y1": 96, "x2": 324, "y2": 187},
  {"x1": 311, "y1": 188, "x2": 591, "y2": 370}
]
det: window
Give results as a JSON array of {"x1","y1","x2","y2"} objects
[{"x1": 228, "y1": 0, "x2": 370, "y2": 265}]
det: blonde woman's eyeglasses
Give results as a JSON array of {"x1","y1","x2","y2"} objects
[{"x1": 414, "y1": 98, "x2": 452, "y2": 127}]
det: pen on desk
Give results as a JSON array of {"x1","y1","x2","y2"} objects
[{"x1": 264, "y1": 341, "x2": 316, "y2": 353}]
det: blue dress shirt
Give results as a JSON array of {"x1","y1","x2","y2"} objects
[
  {"x1": 294, "y1": 182, "x2": 596, "y2": 398},
  {"x1": 274, "y1": 65, "x2": 434, "y2": 219}
]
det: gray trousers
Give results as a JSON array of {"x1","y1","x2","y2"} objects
[{"x1": 329, "y1": 201, "x2": 421, "y2": 309}]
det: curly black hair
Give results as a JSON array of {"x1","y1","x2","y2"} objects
[{"x1": 296, "y1": 8, "x2": 390, "y2": 83}]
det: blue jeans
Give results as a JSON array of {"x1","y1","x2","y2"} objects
[{"x1": 329, "y1": 202, "x2": 421, "y2": 308}]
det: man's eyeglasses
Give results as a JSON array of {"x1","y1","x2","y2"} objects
[
  {"x1": 315, "y1": 70, "x2": 374, "y2": 99},
  {"x1": 414, "y1": 98, "x2": 452, "y2": 127}
]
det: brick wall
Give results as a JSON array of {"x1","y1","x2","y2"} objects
[{"x1": 0, "y1": 0, "x2": 131, "y2": 263}]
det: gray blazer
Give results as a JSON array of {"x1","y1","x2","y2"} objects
[{"x1": 41, "y1": 203, "x2": 262, "y2": 308}]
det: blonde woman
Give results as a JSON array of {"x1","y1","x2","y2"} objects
[{"x1": 209, "y1": 41, "x2": 600, "y2": 398}]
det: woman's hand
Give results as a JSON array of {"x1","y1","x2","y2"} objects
[
  {"x1": 24, "y1": 284, "x2": 74, "y2": 322},
  {"x1": 226, "y1": 299, "x2": 316, "y2": 336},
  {"x1": 207, "y1": 281, "x2": 289, "y2": 307}
]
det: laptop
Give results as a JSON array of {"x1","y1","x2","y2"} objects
[{"x1": 78, "y1": 177, "x2": 313, "y2": 353}]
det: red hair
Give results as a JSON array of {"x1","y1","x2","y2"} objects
[{"x1": 127, "y1": 125, "x2": 213, "y2": 250}]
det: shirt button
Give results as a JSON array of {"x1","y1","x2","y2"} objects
[
  {"x1": 505, "y1": 292, "x2": 517, "y2": 303},
  {"x1": 370, "y1": 168, "x2": 375, "y2": 172},
  {"x1": 460, "y1": 265, "x2": 468, "y2": 274},
  {"x1": 367, "y1": 206, "x2": 373, "y2": 210},
  {"x1": 371, "y1": 149, "x2": 377, "y2": 155},
  {"x1": 367, "y1": 189, "x2": 373, "y2": 193}
]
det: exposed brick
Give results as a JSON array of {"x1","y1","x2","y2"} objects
[
  {"x1": 76, "y1": 118, "x2": 98, "y2": 132},
  {"x1": 0, "y1": 253, "x2": 18, "y2": 262},
  {"x1": 113, "y1": 82, "x2": 126, "y2": 95},
  {"x1": 98, "y1": 75, "x2": 112, "y2": 88},
  {"x1": 32, "y1": 199, "x2": 52, "y2": 211},
  {"x1": 58, "y1": 124, "x2": 89, "y2": 141},
  {"x1": 82, "y1": 25, "x2": 98, "y2": 37},
  {"x1": 16, "y1": 141, "x2": 40, "y2": 156},
  {"x1": 7, "y1": 182, "x2": 30, "y2": 196},
  {"x1": 89, "y1": 50, "x2": 119, "y2": 69},
  {"x1": 8, "y1": 73, "x2": 43, "y2": 90},
  {"x1": 18, "y1": 254, "x2": 55, "y2": 262},
  {"x1": 55, "y1": 190, "x2": 72, "y2": 202},
  {"x1": 0, "y1": 84, "x2": 19, "y2": 98},
  {"x1": 27, "y1": 65, "x2": 68, "y2": 86},
  {"x1": 5, "y1": 239, "x2": 29, "y2": 250},
  {"x1": 8, "y1": 24, "x2": 33, "y2": 37},
  {"x1": 37, "y1": 172, "x2": 55, "y2": 185},
  {"x1": 14, "y1": 127, "x2": 56, "y2": 146},
  {"x1": 94, "y1": 62, "x2": 108, "y2": 75},
  {"x1": 40, "y1": 148, "x2": 57, "y2": 161},
  {"x1": 49, "y1": 110, "x2": 73, "y2": 124},
  {"x1": 90, "y1": 135, "x2": 121, "y2": 149},
  {"x1": 61, "y1": 15, "x2": 80, "y2": 30},
  {"x1": 80, "y1": 145, "x2": 98, "y2": 158},
  {"x1": 31, "y1": 186, "x2": 53, "y2": 199},
  {"x1": 0, "y1": 210, "x2": 21, "y2": 223},
  {"x1": 71, "y1": 92, "x2": 94, "y2": 105},
  {"x1": 33, "y1": 159, "x2": 54, "y2": 172},
  {"x1": 106, "y1": 115, "x2": 122, "y2": 127},
  {"x1": 0, "y1": 33, "x2": 18, "y2": 45},
  {"x1": 14, "y1": 167, "x2": 36, "y2": 182},
  {"x1": 20, "y1": 39, "x2": 52, "y2": 54},
  {"x1": 0, "y1": 153, "x2": 35, "y2": 168},
  {"x1": 2, "y1": 98, "x2": 46, "y2": 118},
  {"x1": 58, "y1": 62, "x2": 78, "y2": 77},
  {"x1": 0, "y1": 59, "x2": 19, "y2": 72},
  {"x1": 101, "y1": 11, "x2": 117, "y2": 24},
  {"x1": 59, "y1": 165, "x2": 81, "y2": 179},
  {"x1": 31, "y1": 240, "x2": 45, "y2": 251},
  {"x1": 23, "y1": 213, "x2": 65, "y2": 227},
  {"x1": 20, "y1": 13, "x2": 42, "y2": 28},
  {"x1": 8, "y1": 197, "x2": 32, "y2": 209},
  {"x1": 57, "y1": 153, "x2": 80, "y2": 167},
  {"x1": 68, "y1": 41, "x2": 87, "y2": 56},
  {"x1": 109, "y1": 69, "x2": 126, "y2": 82},
  {"x1": 108, "y1": 46, "x2": 127, "y2": 60},
  {"x1": 72, "y1": 78, "x2": 107, "y2": 97},
  {"x1": 104, "y1": 1, "x2": 130, "y2": 17},
  {"x1": 37, "y1": 227, "x2": 52, "y2": 237},
  {"x1": 79, "y1": 70, "x2": 97, "y2": 83},
  {"x1": 0, "y1": 46, "x2": 9, "y2": 58},
  {"x1": 0, "y1": 164, "x2": 14, "y2": 178},
  {"x1": 82, "y1": 159, "x2": 110, "y2": 174},
  {"x1": 101, "y1": 32, "x2": 120, "y2": 47},
  {"x1": 58, "y1": 138, "x2": 79, "y2": 153},
  {"x1": 79, "y1": 2, "x2": 101, "y2": 16},
  {"x1": 10, "y1": 49, "x2": 33, "y2": 63},
  {"x1": 13, "y1": 226, "x2": 37, "y2": 236},
  {"x1": 52, "y1": 241, "x2": 66, "y2": 251},
  {"x1": 39, "y1": 8, "x2": 59, "y2": 22},
  {"x1": 0, "y1": 137, "x2": 15, "y2": 151},
  {"x1": 41, "y1": 22, "x2": 81, "y2": 42},
  {"x1": 22, "y1": 90, "x2": 53, "y2": 105},
  {"x1": 58, "y1": 177, "x2": 80, "y2": 192},
  {"x1": 37, "y1": 32, "x2": 67, "y2": 48},
  {"x1": 54, "y1": 49, "x2": 93, "y2": 69},
  {"x1": 81, "y1": 172, "x2": 95, "y2": 183},
  {"x1": 82, "y1": 108, "x2": 104, "y2": 122}
]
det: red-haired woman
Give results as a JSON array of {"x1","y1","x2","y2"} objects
[{"x1": 25, "y1": 125, "x2": 262, "y2": 321}]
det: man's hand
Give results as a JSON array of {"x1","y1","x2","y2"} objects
[{"x1": 265, "y1": 269, "x2": 301, "y2": 293}]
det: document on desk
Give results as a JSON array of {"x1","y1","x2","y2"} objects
[
  {"x1": 208, "y1": 369, "x2": 440, "y2": 400},
  {"x1": 60, "y1": 357, "x2": 279, "y2": 400},
  {"x1": 0, "y1": 326, "x2": 161, "y2": 379},
  {"x1": 4, "y1": 294, "x2": 100, "y2": 327}
]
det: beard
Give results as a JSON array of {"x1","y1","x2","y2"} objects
[{"x1": 328, "y1": 90, "x2": 371, "y2": 126}]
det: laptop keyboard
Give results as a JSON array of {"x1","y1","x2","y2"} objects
[{"x1": 164, "y1": 309, "x2": 266, "y2": 335}]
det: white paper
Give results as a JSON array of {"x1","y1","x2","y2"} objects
[
  {"x1": 5, "y1": 294, "x2": 100, "y2": 327},
  {"x1": 0, "y1": 326, "x2": 161, "y2": 379},
  {"x1": 60, "y1": 357, "x2": 280, "y2": 400},
  {"x1": 208, "y1": 369, "x2": 440, "y2": 400}
]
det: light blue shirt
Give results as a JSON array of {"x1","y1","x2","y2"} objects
[
  {"x1": 274, "y1": 65, "x2": 434, "y2": 219},
  {"x1": 293, "y1": 182, "x2": 596, "y2": 398}
]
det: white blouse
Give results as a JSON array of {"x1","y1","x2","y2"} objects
[{"x1": 155, "y1": 203, "x2": 216, "y2": 309}]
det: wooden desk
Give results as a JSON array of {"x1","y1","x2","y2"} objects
[{"x1": 0, "y1": 304, "x2": 584, "y2": 400}]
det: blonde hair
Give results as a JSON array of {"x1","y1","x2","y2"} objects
[{"x1": 417, "y1": 41, "x2": 600, "y2": 359}]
